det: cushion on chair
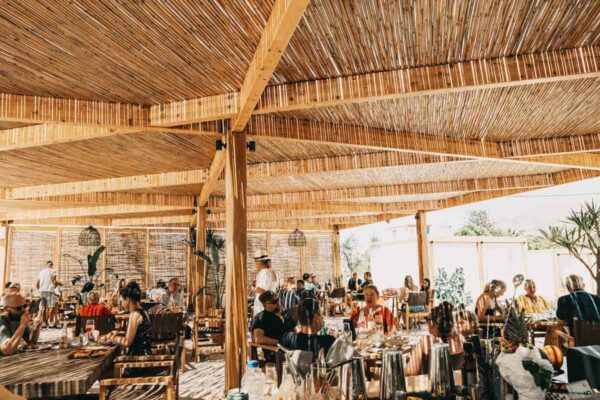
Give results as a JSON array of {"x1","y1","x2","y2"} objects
[{"x1": 109, "y1": 384, "x2": 167, "y2": 400}]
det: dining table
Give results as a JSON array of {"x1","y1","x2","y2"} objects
[{"x1": 0, "y1": 345, "x2": 117, "y2": 398}]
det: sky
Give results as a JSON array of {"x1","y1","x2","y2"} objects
[{"x1": 342, "y1": 176, "x2": 600, "y2": 251}]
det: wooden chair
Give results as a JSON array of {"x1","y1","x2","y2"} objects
[
  {"x1": 399, "y1": 292, "x2": 429, "y2": 332},
  {"x1": 573, "y1": 319, "x2": 600, "y2": 346},
  {"x1": 75, "y1": 315, "x2": 115, "y2": 336},
  {"x1": 192, "y1": 308, "x2": 225, "y2": 362},
  {"x1": 99, "y1": 356, "x2": 177, "y2": 400},
  {"x1": 249, "y1": 342, "x2": 285, "y2": 386}
]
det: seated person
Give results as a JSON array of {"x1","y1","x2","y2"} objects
[
  {"x1": 420, "y1": 278, "x2": 434, "y2": 304},
  {"x1": 147, "y1": 280, "x2": 167, "y2": 303},
  {"x1": 296, "y1": 279, "x2": 313, "y2": 300},
  {"x1": 359, "y1": 272, "x2": 374, "y2": 292},
  {"x1": 350, "y1": 285, "x2": 397, "y2": 334},
  {"x1": 399, "y1": 275, "x2": 425, "y2": 313},
  {"x1": 160, "y1": 278, "x2": 184, "y2": 308},
  {"x1": 405, "y1": 301, "x2": 465, "y2": 376},
  {"x1": 311, "y1": 274, "x2": 321, "y2": 290},
  {"x1": 475, "y1": 280, "x2": 507, "y2": 338},
  {"x1": 0, "y1": 294, "x2": 42, "y2": 355},
  {"x1": 347, "y1": 272, "x2": 362, "y2": 292},
  {"x1": 80, "y1": 291, "x2": 113, "y2": 316},
  {"x1": 517, "y1": 279, "x2": 551, "y2": 315},
  {"x1": 281, "y1": 298, "x2": 336, "y2": 360},
  {"x1": 251, "y1": 291, "x2": 292, "y2": 363},
  {"x1": 454, "y1": 303, "x2": 478, "y2": 337},
  {"x1": 557, "y1": 274, "x2": 600, "y2": 333},
  {"x1": 278, "y1": 284, "x2": 299, "y2": 312},
  {"x1": 99, "y1": 281, "x2": 152, "y2": 356}
]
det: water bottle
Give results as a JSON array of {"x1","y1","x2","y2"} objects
[{"x1": 241, "y1": 360, "x2": 265, "y2": 399}]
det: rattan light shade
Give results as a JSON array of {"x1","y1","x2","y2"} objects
[
  {"x1": 78, "y1": 226, "x2": 101, "y2": 246},
  {"x1": 288, "y1": 228, "x2": 307, "y2": 247}
]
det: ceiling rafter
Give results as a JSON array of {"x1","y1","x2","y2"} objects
[{"x1": 7, "y1": 204, "x2": 192, "y2": 221}]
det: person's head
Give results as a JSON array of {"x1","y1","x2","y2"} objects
[
  {"x1": 364, "y1": 271, "x2": 372, "y2": 281},
  {"x1": 259, "y1": 291, "x2": 280, "y2": 313},
  {"x1": 404, "y1": 275, "x2": 417, "y2": 290},
  {"x1": 429, "y1": 301, "x2": 455, "y2": 342},
  {"x1": 352, "y1": 272, "x2": 358, "y2": 280},
  {"x1": 565, "y1": 275, "x2": 585, "y2": 293},
  {"x1": 302, "y1": 273, "x2": 310, "y2": 282},
  {"x1": 4, "y1": 282, "x2": 11, "y2": 289},
  {"x1": 5, "y1": 282, "x2": 20, "y2": 295},
  {"x1": 156, "y1": 280, "x2": 167, "y2": 289},
  {"x1": 120, "y1": 281, "x2": 142, "y2": 311},
  {"x1": 455, "y1": 303, "x2": 478, "y2": 336},
  {"x1": 487, "y1": 280, "x2": 507, "y2": 297},
  {"x1": 421, "y1": 278, "x2": 431, "y2": 291},
  {"x1": 86, "y1": 291, "x2": 101, "y2": 305},
  {"x1": 298, "y1": 297, "x2": 323, "y2": 332},
  {"x1": 45, "y1": 260, "x2": 54, "y2": 269},
  {"x1": 363, "y1": 285, "x2": 380, "y2": 307},
  {"x1": 3, "y1": 294, "x2": 27, "y2": 321},
  {"x1": 168, "y1": 278, "x2": 180, "y2": 294},
  {"x1": 310, "y1": 274, "x2": 317, "y2": 283},
  {"x1": 254, "y1": 253, "x2": 271, "y2": 271},
  {"x1": 296, "y1": 280, "x2": 305, "y2": 290},
  {"x1": 524, "y1": 279, "x2": 537, "y2": 297}
]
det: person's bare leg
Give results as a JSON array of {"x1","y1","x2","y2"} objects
[{"x1": 50, "y1": 305, "x2": 59, "y2": 327}]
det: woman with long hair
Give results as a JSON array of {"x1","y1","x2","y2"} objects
[{"x1": 405, "y1": 301, "x2": 465, "y2": 376}]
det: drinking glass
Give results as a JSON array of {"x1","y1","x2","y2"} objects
[
  {"x1": 343, "y1": 322, "x2": 353, "y2": 342},
  {"x1": 264, "y1": 365, "x2": 278, "y2": 397},
  {"x1": 85, "y1": 320, "x2": 95, "y2": 335}
]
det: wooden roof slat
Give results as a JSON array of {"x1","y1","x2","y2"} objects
[
  {"x1": 7, "y1": 204, "x2": 192, "y2": 221},
  {"x1": 0, "y1": 193, "x2": 194, "y2": 207},
  {"x1": 112, "y1": 215, "x2": 193, "y2": 227}
]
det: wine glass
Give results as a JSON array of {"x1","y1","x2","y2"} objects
[
  {"x1": 343, "y1": 322, "x2": 353, "y2": 342},
  {"x1": 85, "y1": 320, "x2": 95, "y2": 341}
]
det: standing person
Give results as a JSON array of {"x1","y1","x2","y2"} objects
[
  {"x1": 0, "y1": 294, "x2": 42, "y2": 355},
  {"x1": 556, "y1": 274, "x2": 600, "y2": 333},
  {"x1": 347, "y1": 272, "x2": 362, "y2": 292},
  {"x1": 36, "y1": 261, "x2": 59, "y2": 328},
  {"x1": 253, "y1": 253, "x2": 277, "y2": 316},
  {"x1": 302, "y1": 273, "x2": 315, "y2": 292}
]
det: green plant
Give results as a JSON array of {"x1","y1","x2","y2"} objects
[
  {"x1": 186, "y1": 228, "x2": 226, "y2": 308},
  {"x1": 65, "y1": 245, "x2": 113, "y2": 293},
  {"x1": 341, "y1": 234, "x2": 371, "y2": 275},
  {"x1": 434, "y1": 266, "x2": 473, "y2": 306},
  {"x1": 540, "y1": 201, "x2": 600, "y2": 295}
]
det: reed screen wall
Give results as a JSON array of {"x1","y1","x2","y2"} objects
[{"x1": 5, "y1": 227, "x2": 335, "y2": 295}]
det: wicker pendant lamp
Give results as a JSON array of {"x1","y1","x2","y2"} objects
[
  {"x1": 79, "y1": 225, "x2": 101, "y2": 246},
  {"x1": 288, "y1": 228, "x2": 307, "y2": 247}
]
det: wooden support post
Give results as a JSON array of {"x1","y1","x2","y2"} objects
[
  {"x1": 196, "y1": 205, "x2": 207, "y2": 316},
  {"x1": 476, "y1": 241, "x2": 486, "y2": 291},
  {"x1": 224, "y1": 128, "x2": 248, "y2": 391},
  {"x1": 300, "y1": 246, "x2": 306, "y2": 276},
  {"x1": 144, "y1": 229, "x2": 150, "y2": 290},
  {"x1": 101, "y1": 229, "x2": 108, "y2": 290},
  {"x1": 553, "y1": 252, "x2": 561, "y2": 297},
  {"x1": 415, "y1": 211, "x2": 430, "y2": 283},
  {"x1": 3, "y1": 223, "x2": 12, "y2": 289},
  {"x1": 332, "y1": 226, "x2": 341, "y2": 278},
  {"x1": 55, "y1": 228, "x2": 62, "y2": 283}
]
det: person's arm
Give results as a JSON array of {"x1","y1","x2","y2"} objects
[
  {"x1": 253, "y1": 328, "x2": 279, "y2": 346},
  {"x1": 0, "y1": 312, "x2": 31, "y2": 355},
  {"x1": 475, "y1": 295, "x2": 488, "y2": 320}
]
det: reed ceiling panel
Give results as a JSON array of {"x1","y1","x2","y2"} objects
[
  {"x1": 148, "y1": 231, "x2": 188, "y2": 290},
  {"x1": 0, "y1": 132, "x2": 215, "y2": 187},
  {"x1": 271, "y1": 0, "x2": 600, "y2": 85},
  {"x1": 0, "y1": 0, "x2": 275, "y2": 103},
  {"x1": 273, "y1": 79, "x2": 600, "y2": 142},
  {"x1": 8, "y1": 230, "x2": 56, "y2": 293},
  {"x1": 344, "y1": 192, "x2": 469, "y2": 204},
  {"x1": 213, "y1": 161, "x2": 563, "y2": 196}
]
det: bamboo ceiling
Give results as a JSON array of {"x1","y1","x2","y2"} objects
[{"x1": 0, "y1": 0, "x2": 599, "y2": 231}]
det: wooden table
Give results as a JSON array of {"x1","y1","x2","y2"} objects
[{"x1": 0, "y1": 347, "x2": 116, "y2": 398}]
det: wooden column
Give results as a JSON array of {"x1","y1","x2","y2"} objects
[
  {"x1": 55, "y1": 228, "x2": 62, "y2": 283},
  {"x1": 196, "y1": 205, "x2": 207, "y2": 316},
  {"x1": 144, "y1": 229, "x2": 150, "y2": 289},
  {"x1": 476, "y1": 241, "x2": 486, "y2": 291},
  {"x1": 101, "y1": 229, "x2": 108, "y2": 290},
  {"x1": 415, "y1": 211, "x2": 430, "y2": 283},
  {"x1": 1, "y1": 223, "x2": 11, "y2": 290},
  {"x1": 224, "y1": 129, "x2": 248, "y2": 391},
  {"x1": 332, "y1": 225, "x2": 341, "y2": 277}
]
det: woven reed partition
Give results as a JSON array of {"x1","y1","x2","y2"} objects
[{"x1": 6, "y1": 227, "x2": 334, "y2": 293}]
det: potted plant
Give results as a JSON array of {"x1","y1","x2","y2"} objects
[{"x1": 64, "y1": 245, "x2": 112, "y2": 303}]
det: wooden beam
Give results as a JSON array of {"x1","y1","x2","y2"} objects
[
  {"x1": 224, "y1": 129, "x2": 248, "y2": 391},
  {"x1": 153, "y1": 46, "x2": 600, "y2": 125},
  {"x1": 230, "y1": 0, "x2": 311, "y2": 131},
  {"x1": 500, "y1": 134, "x2": 600, "y2": 158},
  {"x1": 112, "y1": 215, "x2": 192, "y2": 226},
  {"x1": 209, "y1": 209, "x2": 394, "y2": 222},
  {"x1": 8, "y1": 204, "x2": 191, "y2": 221},
  {"x1": 518, "y1": 153, "x2": 600, "y2": 170},
  {"x1": 332, "y1": 226, "x2": 341, "y2": 277},
  {"x1": 416, "y1": 211, "x2": 430, "y2": 283},
  {"x1": 210, "y1": 201, "x2": 389, "y2": 213},
  {"x1": 198, "y1": 150, "x2": 227, "y2": 206},
  {"x1": 7, "y1": 169, "x2": 208, "y2": 199},
  {"x1": 10, "y1": 218, "x2": 112, "y2": 226},
  {"x1": 211, "y1": 213, "x2": 400, "y2": 230},
  {"x1": 0, "y1": 193, "x2": 195, "y2": 208}
]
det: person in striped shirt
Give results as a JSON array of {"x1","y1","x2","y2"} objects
[{"x1": 517, "y1": 279, "x2": 551, "y2": 315}]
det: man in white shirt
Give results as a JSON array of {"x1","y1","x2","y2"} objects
[
  {"x1": 253, "y1": 253, "x2": 277, "y2": 316},
  {"x1": 36, "y1": 261, "x2": 58, "y2": 328}
]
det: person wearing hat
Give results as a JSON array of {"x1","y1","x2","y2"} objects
[
  {"x1": 253, "y1": 251, "x2": 278, "y2": 316},
  {"x1": 251, "y1": 290, "x2": 291, "y2": 363},
  {"x1": 0, "y1": 294, "x2": 42, "y2": 355}
]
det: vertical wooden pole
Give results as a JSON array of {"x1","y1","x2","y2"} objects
[
  {"x1": 101, "y1": 229, "x2": 108, "y2": 290},
  {"x1": 3, "y1": 223, "x2": 12, "y2": 288},
  {"x1": 144, "y1": 229, "x2": 150, "y2": 290},
  {"x1": 416, "y1": 211, "x2": 430, "y2": 283},
  {"x1": 1, "y1": 223, "x2": 10, "y2": 290},
  {"x1": 196, "y1": 205, "x2": 207, "y2": 316},
  {"x1": 332, "y1": 226, "x2": 341, "y2": 278},
  {"x1": 55, "y1": 228, "x2": 62, "y2": 283},
  {"x1": 300, "y1": 245, "x2": 306, "y2": 276},
  {"x1": 477, "y1": 241, "x2": 486, "y2": 291},
  {"x1": 224, "y1": 128, "x2": 247, "y2": 391},
  {"x1": 552, "y1": 251, "x2": 561, "y2": 297}
]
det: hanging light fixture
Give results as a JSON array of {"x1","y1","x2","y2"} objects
[
  {"x1": 288, "y1": 228, "x2": 307, "y2": 247},
  {"x1": 79, "y1": 225, "x2": 101, "y2": 246}
]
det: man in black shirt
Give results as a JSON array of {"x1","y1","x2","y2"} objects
[
  {"x1": 557, "y1": 274, "x2": 600, "y2": 333},
  {"x1": 251, "y1": 291, "x2": 292, "y2": 362},
  {"x1": 347, "y1": 272, "x2": 362, "y2": 292}
]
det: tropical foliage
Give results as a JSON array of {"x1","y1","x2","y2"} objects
[
  {"x1": 66, "y1": 245, "x2": 112, "y2": 293},
  {"x1": 186, "y1": 228, "x2": 226, "y2": 308},
  {"x1": 540, "y1": 201, "x2": 600, "y2": 295},
  {"x1": 434, "y1": 266, "x2": 473, "y2": 306},
  {"x1": 341, "y1": 234, "x2": 371, "y2": 275}
]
